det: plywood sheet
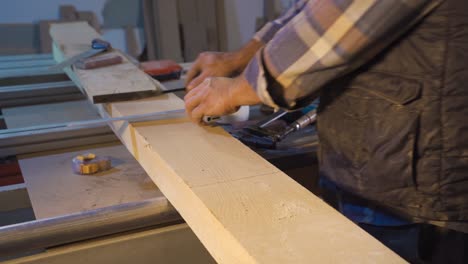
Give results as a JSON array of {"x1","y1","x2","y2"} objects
[{"x1": 19, "y1": 143, "x2": 162, "y2": 219}]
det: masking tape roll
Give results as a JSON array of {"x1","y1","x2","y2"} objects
[{"x1": 72, "y1": 153, "x2": 112, "y2": 175}]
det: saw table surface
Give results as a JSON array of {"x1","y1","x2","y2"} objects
[
  {"x1": 18, "y1": 143, "x2": 162, "y2": 219},
  {"x1": 2, "y1": 100, "x2": 162, "y2": 219},
  {"x1": 3, "y1": 99, "x2": 100, "y2": 129}
]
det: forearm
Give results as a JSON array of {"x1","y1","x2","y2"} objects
[
  {"x1": 230, "y1": 75, "x2": 262, "y2": 107},
  {"x1": 245, "y1": 0, "x2": 444, "y2": 110},
  {"x1": 231, "y1": 39, "x2": 264, "y2": 71}
]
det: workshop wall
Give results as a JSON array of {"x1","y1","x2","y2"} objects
[
  {"x1": 0, "y1": 0, "x2": 107, "y2": 24},
  {"x1": 0, "y1": 0, "x2": 289, "y2": 55},
  {"x1": 224, "y1": 0, "x2": 263, "y2": 51}
]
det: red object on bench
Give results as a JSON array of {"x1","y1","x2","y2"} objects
[
  {"x1": 140, "y1": 60, "x2": 183, "y2": 81},
  {"x1": 0, "y1": 162, "x2": 24, "y2": 187}
]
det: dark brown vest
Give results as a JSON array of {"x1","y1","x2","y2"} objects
[{"x1": 318, "y1": 0, "x2": 468, "y2": 223}]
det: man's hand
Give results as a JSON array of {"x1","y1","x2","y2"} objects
[
  {"x1": 184, "y1": 75, "x2": 261, "y2": 125},
  {"x1": 185, "y1": 52, "x2": 241, "y2": 91},
  {"x1": 185, "y1": 39, "x2": 264, "y2": 91}
]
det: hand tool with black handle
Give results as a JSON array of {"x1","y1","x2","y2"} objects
[{"x1": 235, "y1": 109, "x2": 317, "y2": 149}]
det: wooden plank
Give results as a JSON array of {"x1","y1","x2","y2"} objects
[
  {"x1": 18, "y1": 143, "x2": 162, "y2": 219},
  {"x1": 142, "y1": 0, "x2": 183, "y2": 61},
  {"x1": 59, "y1": 5, "x2": 78, "y2": 21},
  {"x1": 49, "y1": 22, "x2": 160, "y2": 103},
  {"x1": 177, "y1": 0, "x2": 221, "y2": 60},
  {"x1": 152, "y1": 0, "x2": 183, "y2": 61},
  {"x1": 124, "y1": 26, "x2": 140, "y2": 58},
  {"x1": 142, "y1": 0, "x2": 157, "y2": 60},
  {"x1": 198, "y1": 0, "x2": 220, "y2": 51},
  {"x1": 104, "y1": 96, "x2": 403, "y2": 263},
  {"x1": 153, "y1": 0, "x2": 183, "y2": 62},
  {"x1": 77, "y1": 11, "x2": 101, "y2": 33},
  {"x1": 39, "y1": 20, "x2": 55, "y2": 54},
  {"x1": 215, "y1": 0, "x2": 228, "y2": 51},
  {"x1": 177, "y1": 0, "x2": 207, "y2": 61},
  {"x1": 52, "y1": 23, "x2": 404, "y2": 263}
]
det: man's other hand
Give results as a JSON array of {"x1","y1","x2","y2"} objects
[
  {"x1": 185, "y1": 39, "x2": 264, "y2": 91},
  {"x1": 185, "y1": 52, "x2": 240, "y2": 91},
  {"x1": 184, "y1": 76, "x2": 261, "y2": 125}
]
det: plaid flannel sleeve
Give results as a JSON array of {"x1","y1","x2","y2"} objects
[
  {"x1": 254, "y1": 0, "x2": 308, "y2": 44},
  {"x1": 245, "y1": 0, "x2": 443, "y2": 109}
]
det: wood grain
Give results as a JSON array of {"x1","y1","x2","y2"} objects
[
  {"x1": 99, "y1": 94, "x2": 404, "y2": 263},
  {"x1": 49, "y1": 22, "x2": 160, "y2": 103},
  {"x1": 52, "y1": 22, "x2": 405, "y2": 263}
]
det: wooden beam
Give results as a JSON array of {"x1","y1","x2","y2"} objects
[
  {"x1": 49, "y1": 22, "x2": 161, "y2": 103},
  {"x1": 177, "y1": 0, "x2": 206, "y2": 61},
  {"x1": 59, "y1": 5, "x2": 78, "y2": 21},
  {"x1": 177, "y1": 0, "x2": 223, "y2": 60},
  {"x1": 142, "y1": 0, "x2": 157, "y2": 60},
  {"x1": 141, "y1": 0, "x2": 183, "y2": 61},
  {"x1": 124, "y1": 26, "x2": 140, "y2": 58},
  {"x1": 51, "y1": 22, "x2": 404, "y2": 263},
  {"x1": 77, "y1": 11, "x2": 101, "y2": 33},
  {"x1": 39, "y1": 20, "x2": 56, "y2": 53}
]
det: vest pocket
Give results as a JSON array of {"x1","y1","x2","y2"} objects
[
  {"x1": 361, "y1": 103, "x2": 419, "y2": 194},
  {"x1": 318, "y1": 72, "x2": 422, "y2": 198}
]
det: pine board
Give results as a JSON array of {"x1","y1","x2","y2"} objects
[
  {"x1": 49, "y1": 22, "x2": 160, "y2": 104},
  {"x1": 103, "y1": 95, "x2": 404, "y2": 263}
]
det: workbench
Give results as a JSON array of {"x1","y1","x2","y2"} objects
[
  {"x1": 0, "y1": 54, "x2": 319, "y2": 264},
  {"x1": 0, "y1": 22, "x2": 405, "y2": 264}
]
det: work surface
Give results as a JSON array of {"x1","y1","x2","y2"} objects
[
  {"x1": 3, "y1": 100, "x2": 99, "y2": 129},
  {"x1": 49, "y1": 22, "x2": 405, "y2": 263},
  {"x1": 18, "y1": 143, "x2": 161, "y2": 219}
]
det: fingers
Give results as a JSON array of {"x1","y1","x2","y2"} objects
[
  {"x1": 187, "y1": 73, "x2": 209, "y2": 91},
  {"x1": 185, "y1": 91, "x2": 206, "y2": 125},
  {"x1": 184, "y1": 91, "x2": 200, "y2": 116},
  {"x1": 185, "y1": 79, "x2": 213, "y2": 125},
  {"x1": 191, "y1": 105, "x2": 205, "y2": 125},
  {"x1": 185, "y1": 61, "x2": 201, "y2": 88},
  {"x1": 184, "y1": 78, "x2": 206, "y2": 117}
]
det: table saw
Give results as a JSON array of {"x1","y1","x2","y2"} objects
[{"x1": 0, "y1": 54, "x2": 319, "y2": 264}]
